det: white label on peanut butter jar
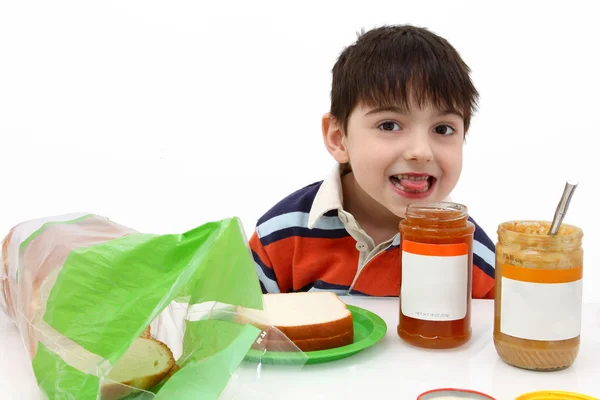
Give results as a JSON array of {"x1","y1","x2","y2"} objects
[
  {"x1": 500, "y1": 264, "x2": 583, "y2": 341},
  {"x1": 401, "y1": 240, "x2": 469, "y2": 321}
]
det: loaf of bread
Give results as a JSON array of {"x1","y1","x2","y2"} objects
[
  {"x1": 140, "y1": 325, "x2": 151, "y2": 339},
  {"x1": 239, "y1": 292, "x2": 354, "y2": 352},
  {"x1": 1, "y1": 214, "x2": 137, "y2": 357},
  {"x1": 2, "y1": 216, "x2": 176, "y2": 400},
  {"x1": 101, "y1": 337, "x2": 176, "y2": 400}
]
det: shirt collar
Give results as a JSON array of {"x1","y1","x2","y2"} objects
[{"x1": 307, "y1": 164, "x2": 345, "y2": 229}]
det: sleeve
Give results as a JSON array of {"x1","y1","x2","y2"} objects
[
  {"x1": 248, "y1": 229, "x2": 281, "y2": 294},
  {"x1": 470, "y1": 217, "x2": 497, "y2": 299}
]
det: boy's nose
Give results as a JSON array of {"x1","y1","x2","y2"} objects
[{"x1": 403, "y1": 136, "x2": 434, "y2": 162}]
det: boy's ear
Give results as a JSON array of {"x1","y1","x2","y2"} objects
[{"x1": 321, "y1": 113, "x2": 350, "y2": 164}]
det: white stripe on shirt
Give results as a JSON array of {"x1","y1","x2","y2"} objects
[
  {"x1": 257, "y1": 211, "x2": 345, "y2": 238},
  {"x1": 474, "y1": 240, "x2": 495, "y2": 268},
  {"x1": 254, "y1": 261, "x2": 281, "y2": 293}
]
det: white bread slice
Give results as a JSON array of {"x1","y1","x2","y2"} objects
[
  {"x1": 239, "y1": 292, "x2": 354, "y2": 351},
  {"x1": 101, "y1": 337, "x2": 176, "y2": 399},
  {"x1": 140, "y1": 325, "x2": 151, "y2": 339}
]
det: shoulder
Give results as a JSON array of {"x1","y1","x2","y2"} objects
[
  {"x1": 256, "y1": 181, "x2": 323, "y2": 226},
  {"x1": 468, "y1": 216, "x2": 496, "y2": 279},
  {"x1": 468, "y1": 216, "x2": 495, "y2": 251},
  {"x1": 253, "y1": 180, "x2": 347, "y2": 247},
  {"x1": 254, "y1": 181, "x2": 323, "y2": 245}
]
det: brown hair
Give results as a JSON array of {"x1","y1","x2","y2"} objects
[{"x1": 330, "y1": 25, "x2": 479, "y2": 135}]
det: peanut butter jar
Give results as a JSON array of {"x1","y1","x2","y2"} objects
[{"x1": 493, "y1": 221, "x2": 584, "y2": 371}]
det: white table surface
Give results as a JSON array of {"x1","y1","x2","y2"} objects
[{"x1": 2, "y1": 297, "x2": 600, "y2": 399}]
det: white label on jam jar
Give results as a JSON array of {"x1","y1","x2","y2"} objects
[
  {"x1": 500, "y1": 264, "x2": 583, "y2": 341},
  {"x1": 401, "y1": 240, "x2": 469, "y2": 321}
]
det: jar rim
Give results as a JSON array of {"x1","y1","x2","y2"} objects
[
  {"x1": 406, "y1": 202, "x2": 468, "y2": 221},
  {"x1": 497, "y1": 220, "x2": 583, "y2": 243}
]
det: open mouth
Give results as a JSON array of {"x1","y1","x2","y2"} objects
[{"x1": 389, "y1": 174, "x2": 436, "y2": 194}]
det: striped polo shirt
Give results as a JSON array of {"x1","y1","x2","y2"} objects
[{"x1": 249, "y1": 165, "x2": 496, "y2": 299}]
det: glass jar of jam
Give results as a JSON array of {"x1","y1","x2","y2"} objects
[
  {"x1": 494, "y1": 221, "x2": 584, "y2": 371},
  {"x1": 398, "y1": 202, "x2": 475, "y2": 349}
]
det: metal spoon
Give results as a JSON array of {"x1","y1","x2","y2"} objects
[{"x1": 548, "y1": 180, "x2": 578, "y2": 235}]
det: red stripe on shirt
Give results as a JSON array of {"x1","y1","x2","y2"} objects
[{"x1": 265, "y1": 235, "x2": 358, "y2": 292}]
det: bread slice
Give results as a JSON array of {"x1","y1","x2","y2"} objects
[
  {"x1": 239, "y1": 292, "x2": 354, "y2": 352},
  {"x1": 101, "y1": 337, "x2": 175, "y2": 399},
  {"x1": 264, "y1": 329, "x2": 355, "y2": 352},
  {"x1": 140, "y1": 325, "x2": 151, "y2": 339}
]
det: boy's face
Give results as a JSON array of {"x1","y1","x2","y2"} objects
[{"x1": 324, "y1": 99, "x2": 464, "y2": 218}]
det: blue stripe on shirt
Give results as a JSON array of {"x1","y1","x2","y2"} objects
[
  {"x1": 473, "y1": 240, "x2": 495, "y2": 269},
  {"x1": 252, "y1": 250, "x2": 276, "y2": 281},
  {"x1": 257, "y1": 211, "x2": 345, "y2": 239},
  {"x1": 257, "y1": 181, "x2": 322, "y2": 225},
  {"x1": 473, "y1": 252, "x2": 495, "y2": 278},
  {"x1": 261, "y1": 226, "x2": 350, "y2": 247},
  {"x1": 470, "y1": 217, "x2": 496, "y2": 252},
  {"x1": 295, "y1": 280, "x2": 350, "y2": 294},
  {"x1": 259, "y1": 280, "x2": 268, "y2": 294},
  {"x1": 308, "y1": 280, "x2": 350, "y2": 295},
  {"x1": 255, "y1": 263, "x2": 280, "y2": 293}
]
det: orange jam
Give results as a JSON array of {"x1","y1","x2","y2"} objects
[
  {"x1": 398, "y1": 202, "x2": 475, "y2": 349},
  {"x1": 494, "y1": 221, "x2": 584, "y2": 371}
]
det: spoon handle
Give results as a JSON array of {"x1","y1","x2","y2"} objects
[{"x1": 548, "y1": 181, "x2": 578, "y2": 235}]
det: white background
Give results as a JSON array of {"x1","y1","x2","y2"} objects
[{"x1": 1, "y1": 1, "x2": 598, "y2": 301}]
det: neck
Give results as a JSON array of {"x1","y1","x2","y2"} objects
[{"x1": 341, "y1": 172, "x2": 400, "y2": 242}]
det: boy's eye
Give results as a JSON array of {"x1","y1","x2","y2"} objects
[
  {"x1": 434, "y1": 124, "x2": 455, "y2": 136},
  {"x1": 379, "y1": 121, "x2": 401, "y2": 131}
]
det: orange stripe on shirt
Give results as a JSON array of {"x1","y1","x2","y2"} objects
[
  {"x1": 472, "y1": 263, "x2": 495, "y2": 299},
  {"x1": 265, "y1": 235, "x2": 358, "y2": 292},
  {"x1": 249, "y1": 233, "x2": 273, "y2": 269},
  {"x1": 353, "y1": 249, "x2": 400, "y2": 297}
]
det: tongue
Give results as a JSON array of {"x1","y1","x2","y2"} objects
[{"x1": 400, "y1": 178, "x2": 429, "y2": 190}]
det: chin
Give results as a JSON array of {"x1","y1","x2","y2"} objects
[{"x1": 388, "y1": 204, "x2": 408, "y2": 219}]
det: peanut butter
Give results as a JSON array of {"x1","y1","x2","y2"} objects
[{"x1": 493, "y1": 221, "x2": 584, "y2": 371}]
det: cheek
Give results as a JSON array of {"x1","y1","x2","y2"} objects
[
  {"x1": 347, "y1": 136, "x2": 385, "y2": 165},
  {"x1": 346, "y1": 144, "x2": 394, "y2": 193},
  {"x1": 439, "y1": 145, "x2": 463, "y2": 180},
  {"x1": 349, "y1": 145, "x2": 394, "y2": 177}
]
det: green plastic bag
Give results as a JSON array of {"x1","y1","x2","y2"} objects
[{"x1": 1, "y1": 213, "x2": 307, "y2": 399}]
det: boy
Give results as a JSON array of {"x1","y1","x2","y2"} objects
[{"x1": 249, "y1": 25, "x2": 496, "y2": 299}]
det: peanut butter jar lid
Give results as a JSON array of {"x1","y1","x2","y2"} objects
[
  {"x1": 516, "y1": 390, "x2": 599, "y2": 400},
  {"x1": 417, "y1": 388, "x2": 496, "y2": 399}
]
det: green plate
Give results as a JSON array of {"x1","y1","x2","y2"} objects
[{"x1": 244, "y1": 304, "x2": 387, "y2": 365}]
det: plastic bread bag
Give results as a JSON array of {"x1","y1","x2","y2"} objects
[{"x1": 0, "y1": 213, "x2": 308, "y2": 400}]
